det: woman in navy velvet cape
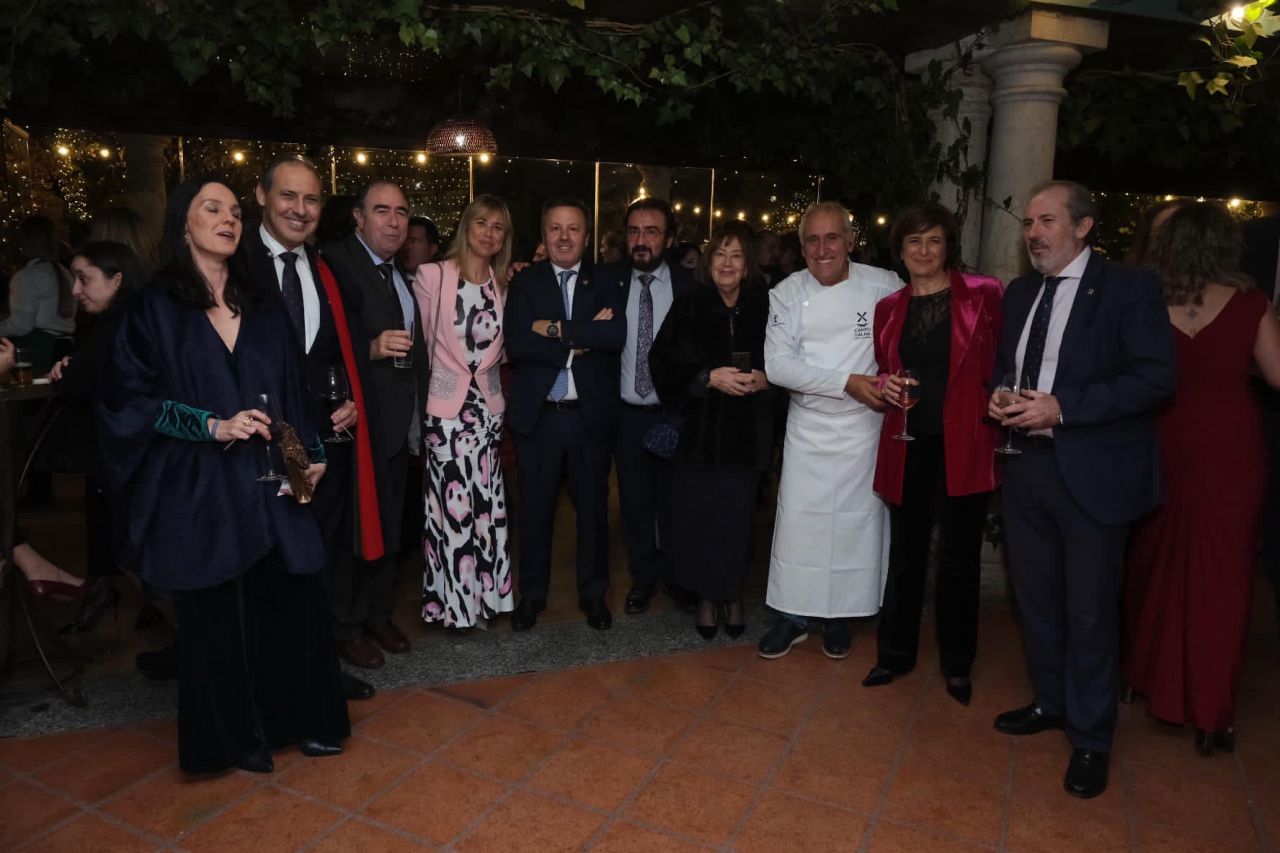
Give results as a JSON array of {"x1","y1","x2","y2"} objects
[{"x1": 98, "y1": 177, "x2": 348, "y2": 775}]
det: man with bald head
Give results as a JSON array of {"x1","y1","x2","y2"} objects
[
  {"x1": 321, "y1": 180, "x2": 428, "y2": 672},
  {"x1": 761, "y1": 201, "x2": 900, "y2": 662}
]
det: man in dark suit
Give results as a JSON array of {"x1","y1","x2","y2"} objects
[
  {"x1": 600, "y1": 199, "x2": 695, "y2": 614},
  {"x1": 242, "y1": 155, "x2": 383, "y2": 702},
  {"x1": 505, "y1": 195, "x2": 627, "y2": 631},
  {"x1": 989, "y1": 181, "x2": 1175, "y2": 799},
  {"x1": 319, "y1": 180, "x2": 427, "y2": 670},
  {"x1": 1242, "y1": 214, "x2": 1280, "y2": 630}
]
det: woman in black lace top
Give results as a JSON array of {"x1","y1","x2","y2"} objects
[{"x1": 863, "y1": 203, "x2": 1005, "y2": 706}]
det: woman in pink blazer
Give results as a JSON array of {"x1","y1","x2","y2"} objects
[
  {"x1": 863, "y1": 202, "x2": 1003, "y2": 706},
  {"x1": 413, "y1": 194, "x2": 513, "y2": 628}
]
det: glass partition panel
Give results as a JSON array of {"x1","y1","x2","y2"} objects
[{"x1": 474, "y1": 155, "x2": 595, "y2": 261}]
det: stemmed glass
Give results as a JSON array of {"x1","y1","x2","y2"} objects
[
  {"x1": 255, "y1": 392, "x2": 286, "y2": 482},
  {"x1": 892, "y1": 368, "x2": 921, "y2": 442},
  {"x1": 322, "y1": 366, "x2": 352, "y2": 444},
  {"x1": 994, "y1": 372, "x2": 1022, "y2": 456}
]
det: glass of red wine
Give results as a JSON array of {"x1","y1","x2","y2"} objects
[
  {"x1": 892, "y1": 368, "x2": 921, "y2": 442},
  {"x1": 323, "y1": 366, "x2": 352, "y2": 444}
]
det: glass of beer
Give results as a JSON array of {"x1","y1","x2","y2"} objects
[{"x1": 13, "y1": 349, "x2": 33, "y2": 387}]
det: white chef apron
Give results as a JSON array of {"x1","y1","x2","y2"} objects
[{"x1": 765, "y1": 272, "x2": 890, "y2": 619}]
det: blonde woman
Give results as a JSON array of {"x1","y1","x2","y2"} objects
[{"x1": 413, "y1": 195, "x2": 514, "y2": 628}]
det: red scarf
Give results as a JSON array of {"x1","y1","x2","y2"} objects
[{"x1": 316, "y1": 257, "x2": 385, "y2": 561}]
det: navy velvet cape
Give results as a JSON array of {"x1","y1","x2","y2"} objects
[{"x1": 97, "y1": 281, "x2": 325, "y2": 592}]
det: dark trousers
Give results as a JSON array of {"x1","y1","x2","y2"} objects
[
  {"x1": 614, "y1": 403, "x2": 672, "y2": 588},
  {"x1": 331, "y1": 443, "x2": 404, "y2": 640},
  {"x1": 175, "y1": 554, "x2": 349, "y2": 775},
  {"x1": 516, "y1": 406, "x2": 611, "y2": 601},
  {"x1": 1002, "y1": 445, "x2": 1128, "y2": 752},
  {"x1": 877, "y1": 436, "x2": 989, "y2": 679},
  {"x1": 84, "y1": 476, "x2": 116, "y2": 578}
]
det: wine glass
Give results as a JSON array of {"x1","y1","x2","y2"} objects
[
  {"x1": 255, "y1": 392, "x2": 286, "y2": 482},
  {"x1": 322, "y1": 366, "x2": 352, "y2": 444},
  {"x1": 892, "y1": 368, "x2": 921, "y2": 442},
  {"x1": 994, "y1": 372, "x2": 1022, "y2": 456}
]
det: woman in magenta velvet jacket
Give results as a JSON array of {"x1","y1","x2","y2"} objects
[
  {"x1": 412, "y1": 194, "x2": 513, "y2": 629},
  {"x1": 863, "y1": 202, "x2": 1003, "y2": 706}
]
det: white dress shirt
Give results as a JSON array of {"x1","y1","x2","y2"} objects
[
  {"x1": 621, "y1": 262, "x2": 675, "y2": 406},
  {"x1": 1015, "y1": 245, "x2": 1091, "y2": 435},
  {"x1": 550, "y1": 261, "x2": 582, "y2": 402},
  {"x1": 259, "y1": 224, "x2": 320, "y2": 353}
]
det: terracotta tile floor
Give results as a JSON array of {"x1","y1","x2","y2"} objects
[{"x1": 2, "y1": 609, "x2": 1278, "y2": 852}]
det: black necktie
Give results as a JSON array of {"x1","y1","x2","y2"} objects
[
  {"x1": 278, "y1": 251, "x2": 306, "y2": 344},
  {"x1": 1021, "y1": 276, "x2": 1063, "y2": 391}
]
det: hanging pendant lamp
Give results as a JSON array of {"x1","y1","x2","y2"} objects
[{"x1": 424, "y1": 117, "x2": 498, "y2": 156}]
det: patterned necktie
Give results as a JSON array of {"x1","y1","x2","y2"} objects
[
  {"x1": 634, "y1": 273, "x2": 655, "y2": 398},
  {"x1": 377, "y1": 262, "x2": 398, "y2": 297},
  {"x1": 548, "y1": 268, "x2": 575, "y2": 401},
  {"x1": 278, "y1": 251, "x2": 306, "y2": 345},
  {"x1": 1021, "y1": 276, "x2": 1063, "y2": 391}
]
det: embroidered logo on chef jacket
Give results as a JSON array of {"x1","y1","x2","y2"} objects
[
  {"x1": 771, "y1": 313, "x2": 785, "y2": 327},
  {"x1": 853, "y1": 309, "x2": 871, "y2": 339}
]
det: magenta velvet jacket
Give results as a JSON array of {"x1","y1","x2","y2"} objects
[
  {"x1": 872, "y1": 268, "x2": 1004, "y2": 505},
  {"x1": 412, "y1": 259, "x2": 507, "y2": 421}
]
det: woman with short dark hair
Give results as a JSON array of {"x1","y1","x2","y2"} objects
[
  {"x1": 863, "y1": 202, "x2": 1003, "y2": 706},
  {"x1": 99, "y1": 176, "x2": 348, "y2": 775},
  {"x1": 1124, "y1": 202, "x2": 1280, "y2": 755},
  {"x1": 649, "y1": 221, "x2": 774, "y2": 637}
]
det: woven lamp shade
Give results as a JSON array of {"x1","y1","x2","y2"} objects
[{"x1": 424, "y1": 117, "x2": 498, "y2": 156}]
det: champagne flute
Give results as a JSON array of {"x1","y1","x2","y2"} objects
[
  {"x1": 255, "y1": 392, "x2": 286, "y2": 482},
  {"x1": 994, "y1": 372, "x2": 1022, "y2": 456},
  {"x1": 892, "y1": 368, "x2": 921, "y2": 442},
  {"x1": 322, "y1": 366, "x2": 352, "y2": 444}
]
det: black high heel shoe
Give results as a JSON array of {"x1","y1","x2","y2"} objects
[
  {"x1": 695, "y1": 599, "x2": 718, "y2": 640},
  {"x1": 59, "y1": 579, "x2": 120, "y2": 635},
  {"x1": 945, "y1": 677, "x2": 972, "y2": 706},
  {"x1": 1195, "y1": 727, "x2": 1236, "y2": 755},
  {"x1": 723, "y1": 600, "x2": 745, "y2": 639}
]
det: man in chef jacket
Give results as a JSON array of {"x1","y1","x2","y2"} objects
[{"x1": 761, "y1": 201, "x2": 899, "y2": 660}]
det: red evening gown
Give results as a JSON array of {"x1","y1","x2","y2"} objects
[{"x1": 1124, "y1": 288, "x2": 1269, "y2": 731}]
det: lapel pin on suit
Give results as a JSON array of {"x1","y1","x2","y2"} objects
[{"x1": 1087, "y1": 288, "x2": 1096, "y2": 295}]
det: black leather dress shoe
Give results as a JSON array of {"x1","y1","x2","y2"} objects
[
  {"x1": 581, "y1": 598, "x2": 613, "y2": 630},
  {"x1": 299, "y1": 739, "x2": 343, "y2": 758},
  {"x1": 511, "y1": 598, "x2": 546, "y2": 632},
  {"x1": 994, "y1": 703, "x2": 1065, "y2": 736},
  {"x1": 342, "y1": 671, "x2": 376, "y2": 701},
  {"x1": 236, "y1": 747, "x2": 274, "y2": 774},
  {"x1": 1063, "y1": 748, "x2": 1109, "y2": 799},
  {"x1": 625, "y1": 584, "x2": 655, "y2": 614},
  {"x1": 862, "y1": 666, "x2": 895, "y2": 687}
]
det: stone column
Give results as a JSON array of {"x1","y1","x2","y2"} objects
[
  {"x1": 905, "y1": 42, "x2": 993, "y2": 268},
  {"x1": 976, "y1": 10, "x2": 1109, "y2": 284}
]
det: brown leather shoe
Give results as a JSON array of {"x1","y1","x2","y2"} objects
[
  {"x1": 339, "y1": 635, "x2": 385, "y2": 669},
  {"x1": 368, "y1": 621, "x2": 410, "y2": 654}
]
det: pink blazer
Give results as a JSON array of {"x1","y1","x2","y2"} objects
[
  {"x1": 413, "y1": 259, "x2": 506, "y2": 420},
  {"x1": 872, "y1": 269, "x2": 1004, "y2": 505}
]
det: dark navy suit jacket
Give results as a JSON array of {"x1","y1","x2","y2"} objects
[
  {"x1": 994, "y1": 252, "x2": 1175, "y2": 526},
  {"x1": 504, "y1": 259, "x2": 628, "y2": 438}
]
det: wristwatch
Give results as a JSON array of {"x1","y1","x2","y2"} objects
[
  {"x1": 546, "y1": 322, "x2": 560, "y2": 339},
  {"x1": 697, "y1": 368, "x2": 711, "y2": 387}
]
